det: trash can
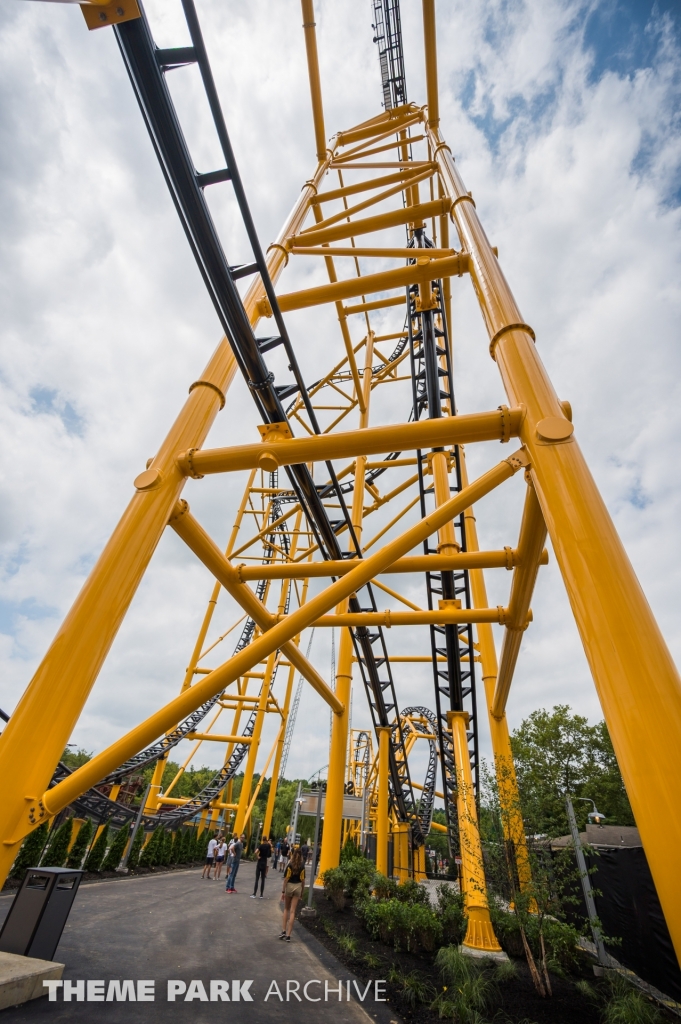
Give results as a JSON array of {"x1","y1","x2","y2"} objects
[{"x1": 0, "y1": 867, "x2": 83, "y2": 961}]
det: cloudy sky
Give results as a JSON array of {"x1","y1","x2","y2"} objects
[{"x1": 0, "y1": 0, "x2": 680, "y2": 797}]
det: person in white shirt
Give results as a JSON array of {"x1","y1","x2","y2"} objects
[
  {"x1": 214, "y1": 838, "x2": 228, "y2": 880},
  {"x1": 202, "y1": 835, "x2": 219, "y2": 879}
]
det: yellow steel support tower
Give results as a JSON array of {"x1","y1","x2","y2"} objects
[{"x1": 0, "y1": 0, "x2": 680, "y2": 965}]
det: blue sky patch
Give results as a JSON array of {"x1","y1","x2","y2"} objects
[{"x1": 30, "y1": 386, "x2": 85, "y2": 437}]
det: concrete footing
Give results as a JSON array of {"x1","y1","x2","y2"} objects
[
  {"x1": 459, "y1": 944, "x2": 510, "y2": 963},
  {"x1": 0, "y1": 951, "x2": 64, "y2": 1010}
]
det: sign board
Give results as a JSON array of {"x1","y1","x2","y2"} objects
[{"x1": 298, "y1": 791, "x2": 364, "y2": 820}]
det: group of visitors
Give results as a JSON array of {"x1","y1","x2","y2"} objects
[
  {"x1": 202, "y1": 832, "x2": 245, "y2": 893},
  {"x1": 201, "y1": 831, "x2": 310, "y2": 941}
]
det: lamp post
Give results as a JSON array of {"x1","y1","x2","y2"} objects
[
  {"x1": 564, "y1": 794, "x2": 608, "y2": 966},
  {"x1": 117, "y1": 781, "x2": 152, "y2": 874}
]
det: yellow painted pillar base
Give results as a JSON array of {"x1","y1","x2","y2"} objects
[{"x1": 463, "y1": 907, "x2": 503, "y2": 952}]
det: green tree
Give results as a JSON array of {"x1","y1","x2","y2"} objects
[
  {"x1": 66, "y1": 819, "x2": 93, "y2": 869},
  {"x1": 11, "y1": 822, "x2": 49, "y2": 878},
  {"x1": 61, "y1": 747, "x2": 92, "y2": 770},
  {"x1": 101, "y1": 824, "x2": 130, "y2": 872},
  {"x1": 511, "y1": 705, "x2": 634, "y2": 837},
  {"x1": 41, "y1": 817, "x2": 74, "y2": 868},
  {"x1": 139, "y1": 827, "x2": 162, "y2": 868},
  {"x1": 127, "y1": 826, "x2": 145, "y2": 870},
  {"x1": 171, "y1": 829, "x2": 184, "y2": 864},
  {"x1": 85, "y1": 823, "x2": 110, "y2": 872}
]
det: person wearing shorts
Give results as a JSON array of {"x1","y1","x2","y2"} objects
[
  {"x1": 279, "y1": 848, "x2": 305, "y2": 941},
  {"x1": 214, "y1": 838, "x2": 227, "y2": 880},
  {"x1": 278, "y1": 839, "x2": 289, "y2": 871},
  {"x1": 202, "y1": 835, "x2": 218, "y2": 878}
]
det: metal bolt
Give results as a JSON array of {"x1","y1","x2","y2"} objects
[
  {"x1": 116, "y1": 7, "x2": 124, "y2": 14},
  {"x1": 99, "y1": 11, "x2": 107, "y2": 20}
]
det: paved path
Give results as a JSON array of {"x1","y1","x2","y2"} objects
[{"x1": 0, "y1": 864, "x2": 398, "y2": 1023}]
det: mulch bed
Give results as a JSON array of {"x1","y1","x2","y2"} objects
[{"x1": 298, "y1": 891, "x2": 674, "y2": 1024}]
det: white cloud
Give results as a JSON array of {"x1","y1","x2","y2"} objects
[{"x1": 0, "y1": 0, "x2": 679, "y2": 799}]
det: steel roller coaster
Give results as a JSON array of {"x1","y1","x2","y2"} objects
[{"x1": 1, "y1": 0, "x2": 680, "y2": 960}]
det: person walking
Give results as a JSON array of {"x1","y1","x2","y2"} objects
[
  {"x1": 279, "y1": 848, "x2": 305, "y2": 942},
  {"x1": 278, "y1": 838, "x2": 289, "y2": 872},
  {"x1": 202, "y1": 834, "x2": 218, "y2": 878},
  {"x1": 214, "y1": 836, "x2": 227, "y2": 880},
  {"x1": 250, "y1": 835, "x2": 272, "y2": 899},
  {"x1": 272, "y1": 840, "x2": 279, "y2": 873},
  {"x1": 225, "y1": 833, "x2": 245, "y2": 893}
]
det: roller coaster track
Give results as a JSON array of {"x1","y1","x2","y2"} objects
[{"x1": 108, "y1": 0, "x2": 424, "y2": 846}]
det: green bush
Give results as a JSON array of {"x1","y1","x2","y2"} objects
[
  {"x1": 340, "y1": 835, "x2": 363, "y2": 863},
  {"x1": 139, "y1": 826, "x2": 162, "y2": 868},
  {"x1": 101, "y1": 824, "x2": 130, "y2": 872},
  {"x1": 436, "y1": 883, "x2": 467, "y2": 945},
  {"x1": 540, "y1": 917, "x2": 581, "y2": 974},
  {"x1": 341, "y1": 858, "x2": 376, "y2": 898},
  {"x1": 359, "y1": 897, "x2": 442, "y2": 953},
  {"x1": 85, "y1": 823, "x2": 110, "y2": 872},
  {"x1": 127, "y1": 826, "x2": 146, "y2": 870},
  {"x1": 11, "y1": 822, "x2": 49, "y2": 878},
  {"x1": 171, "y1": 830, "x2": 183, "y2": 863},
  {"x1": 322, "y1": 867, "x2": 346, "y2": 911},
  {"x1": 41, "y1": 818, "x2": 73, "y2": 868},
  {"x1": 372, "y1": 872, "x2": 399, "y2": 901},
  {"x1": 395, "y1": 878, "x2": 431, "y2": 906},
  {"x1": 66, "y1": 819, "x2": 93, "y2": 869}
]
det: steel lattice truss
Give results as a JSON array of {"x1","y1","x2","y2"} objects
[{"x1": 2, "y1": 0, "x2": 679, "y2": 964}]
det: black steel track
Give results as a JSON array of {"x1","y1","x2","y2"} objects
[
  {"x1": 406, "y1": 233, "x2": 480, "y2": 857},
  {"x1": 39, "y1": 0, "x2": 422, "y2": 844}
]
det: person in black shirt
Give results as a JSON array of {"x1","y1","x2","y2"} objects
[
  {"x1": 279, "y1": 848, "x2": 305, "y2": 941},
  {"x1": 251, "y1": 835, "x2": 272, "y2": 899},
  {"x1": 278, "y1": 839, "x2": 289, "y2": 871}
]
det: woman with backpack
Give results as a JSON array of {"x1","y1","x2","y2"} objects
[{"x1": 279, "y1": 848, "x2": 305, "y2": 941}]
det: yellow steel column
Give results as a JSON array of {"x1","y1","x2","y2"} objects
[
  {"x1": 0, "y1": 139, "x2": 332, "y2": 887},
  {"x1": 301, "y1": 0, "x2": 327, "y2": 162},
  {"x1": 433, "y1": 121, "x2": 681, "y2": 956},
  {"x1": 0, "y1": 342, "x2": 237, "y2": 882},
  {"x1": 262, "y1": 660, "x2": 295, "y2": 839},
  {"x1": 263, "y1": 522, "x2": 308, "y2": 839},
  {"x1": 393, "y1": 822, "x2": 410, "y2": 882},
  {"x1": 459, "y1": 449, "x2": 532, "y2": 892},
  {"x1": 318, "y1": 334, "x2": 374, "y2": 875},
  {"x1": 145, "y1": 468, "x2": 258, "y2": 815},
  {"x1": 449, "y1": 711, "x2": 502, "y2": 952},
  {"x1": 233, "y1": 655, "x2": 274, "y2": 836},
  {"x1": 376, "y1": 726, "x2": 390, "y2": 877},
  {"x1": 234, "y1": 575, "x2": 292, "y2": 835}
]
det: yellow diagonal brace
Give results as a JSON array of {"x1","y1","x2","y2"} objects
[{"x1": 34, "y1": 448, "x2": 528, "y2": 829}]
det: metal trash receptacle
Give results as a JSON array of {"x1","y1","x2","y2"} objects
[{"x1": 0, "y1": 867, "x2": 83, "y2": 961}]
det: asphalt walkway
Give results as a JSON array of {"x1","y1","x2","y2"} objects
[{"x1": 0, "y1": 863, "x2": 398, "y2": 1023}]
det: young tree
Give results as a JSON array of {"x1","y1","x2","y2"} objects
[
  {"x1": 41, "y1": 818, "x2": 74, "y2": 868},
  {"x1": 85, "y1": 823, "x2": 110, "y2": 872},
  {"x1": 127, "y1": 825, "x2": 145, "y2": 870},
  {"x1": 11, "y1": 822, "x2": 49, "y2": 878},
  {"x1": 66, "y1": 819, "x2": 93, "y2": 869},
  {"x1": 511, "y1": 705, "x2": 633, "y2": 836},
  {"x1": 101, "y1": 824, "x2": 131, "y2": 872}
]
